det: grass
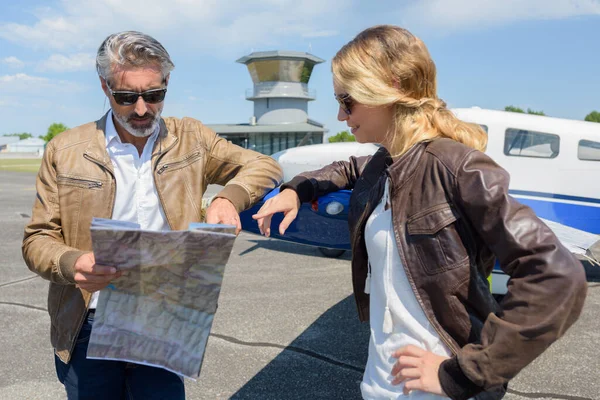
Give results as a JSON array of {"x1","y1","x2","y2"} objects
[{"x1": 0, "y1": 158, "x2": 42, "y2": 173}]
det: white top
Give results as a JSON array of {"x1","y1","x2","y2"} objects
[
  {"x1": 360, "y1": 179, "x2": 452, "y2": 400},
  {"x1": 89, "y1": 111, "x2": 169, "y2": 309}
]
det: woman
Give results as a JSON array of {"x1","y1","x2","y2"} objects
[{"x1": 253, "y1": 25, "x2": 587, "y2": 400}]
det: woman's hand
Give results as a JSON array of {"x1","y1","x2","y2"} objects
[
  {"x1": 252, "y1": 189, "x2": 301, "y2": 237},
  {"x1": 390, "y1": 345, "x2": 448, "y2": 396}
]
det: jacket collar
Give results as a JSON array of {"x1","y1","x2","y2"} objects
[
  {"x1": 151, "y1": 117, "x2": 178, "y2": 159},
  {"x1": 385, "y1": 141, "x2": 431, "y2": 190},
  {"x1": 83, "y1": 111, "x2": 178, "y2": 171},
  {"x1": 84, "y1": 112, "x2": 113, "y2": 172}
]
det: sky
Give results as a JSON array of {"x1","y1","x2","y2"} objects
[{"x1": 1, "y1": 0, "x2": 599, "y2": 139}]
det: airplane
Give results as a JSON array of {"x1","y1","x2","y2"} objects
[{"x1": 238, "y1": 107, "x2": 600, "y2": 295}]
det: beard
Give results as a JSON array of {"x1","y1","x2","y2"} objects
[{"x1": 113, "y1": 107, "x2": 162, "y2": 138}]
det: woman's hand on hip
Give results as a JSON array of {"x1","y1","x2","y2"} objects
[{"x1": 391, "y1": 345, "x2": 448, "y2": 396}]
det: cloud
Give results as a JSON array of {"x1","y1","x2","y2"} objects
[
  {"x1": 37, "y1": 53, "x2": 96, "y2": 72},
  {"x1": 1, "y1": 56, "x2": 25, "y2": 69},
  {"x1": 0, "y1": 73, "x2": 85, "y2": 94},
  {"x1": 0, "y1": 73, "x2": 47, "y2": 84},
  {"x1": 2, "y1": 0, "x2": 599, "y2": 57},
  {"x1": 0, "y1": 0, "x2": 343, "y2": 56},
  {"x1": 0, "y1": 16, "x2": 82, "y2": 51},
  {"x1": 400, "y1": 0, "x2": 600, "y2": 31}
]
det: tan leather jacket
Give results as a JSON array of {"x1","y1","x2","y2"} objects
[
  {"x1": 22, "y1": 113, "x2": 282, "y2": 363},
  {"x1": 282, "y1": 139, "x2": 587, "y2": 400}
]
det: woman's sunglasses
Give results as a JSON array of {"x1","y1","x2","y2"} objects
[
  {"x1": 334, "y1": 93, "x2": 354, "y2": 115},
  {"x1": 108, "y1": 87, "x2": 168, "y2": 106}
]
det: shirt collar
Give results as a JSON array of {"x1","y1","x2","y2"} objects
[{"x1": 105, "y1": 110, "x2": 120, "y2": 147}]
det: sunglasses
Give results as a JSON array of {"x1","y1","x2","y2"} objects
[
  {"x1": 108, "y1": 86, "x2": 168, "y2": 106},
  {"x1": 334, "y1": 93, "x2": 354, "y2": 115}
]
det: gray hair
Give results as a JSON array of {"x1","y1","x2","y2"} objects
[{"x1": 96, "y1": 31, "x2": 175, "y2": 84}]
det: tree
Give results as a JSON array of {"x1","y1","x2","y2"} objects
[
  {"x1": 328, "y1": 130, "x2": 356, "y2": 143},
  {"x1": 584, "y1": 111, "x2": 600, "y2": 123},
  {"x1": 3, "y1": 132, "x2": 33, "y2": 140},
  {"x1": 526, "y1": 108, "x2": 545, "y2": 116},
  {"x1": 504, "y1": 105, "x2": 525, "y2": 113},
  {"x1": 42, "y1": 123, "x2": 69, "y2": 142},
  {"x1": 504, "y1": 105, "x2": 546, "y2": 116}
]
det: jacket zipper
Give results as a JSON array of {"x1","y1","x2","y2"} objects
[
  {"x1": 351, "y1": 177, "x2": 388, "y2": 322},
  {"x1": 153, "y1": 151, "x2": 196, "y2": 231},
  {"x1": 57, "y1": 176, "x2": 103, "y2": 189},
  {"x1": 351, "y1": 178, "x2": 384, "y2": 249},
  {"x1": 67, "y1": 153, "x2": 117, "y2": 362},
  {"x1": 385, "y1": 170, "x2": 460, "y2": 355},
  {"x1": 156, "y1": 151, "x2": 201, "y2": 175}
]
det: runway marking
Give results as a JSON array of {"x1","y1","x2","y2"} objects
[
  {"x1": 507, "y1": 388, "x2": 592, "y2": 400},
  {"x1": 210, "y1": 332, "x2": 364, "y2": 374},
  {"x1": 0, "y1": 302, "x2": 47, "y2": 312},
  {"x1": 0, "y1": 276, "x2": 38, "y2": 288}
]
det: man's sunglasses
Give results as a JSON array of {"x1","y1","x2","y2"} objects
[
  {"x1": 334, "y1": 93, "x2": 354, "y2": 115},
  {"x1": 108, "y1": 87, "x2": 168, "y2": 106}
]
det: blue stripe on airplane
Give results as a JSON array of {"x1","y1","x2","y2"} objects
[
  {"x1": 510, "y1": 194, "x2": 600, "y2": 235},
  {"x1": 509, "y1": 189, "x2": 600, "y2": 206}
]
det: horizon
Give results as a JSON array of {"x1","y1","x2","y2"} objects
[{"x1": 1, "y1": 0, "x2": 599, "y2": 140}]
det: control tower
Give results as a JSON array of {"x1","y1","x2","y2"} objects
[
  {"x1": 237, "y1": 51, "x2": 324, "y2": 125},
  {"x1": 207, "y1": 51, "x2": 327, "y2": 155}
]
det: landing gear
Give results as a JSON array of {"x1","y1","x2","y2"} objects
[{"x1": 318, "y1": 247, "x2": 346, "y2": 258}]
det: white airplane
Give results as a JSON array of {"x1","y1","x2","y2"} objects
[{"x1": 240, "y1": 108, "x2": 600, "y2": 294}]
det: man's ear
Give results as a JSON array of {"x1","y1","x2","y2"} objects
[
  {"x1": 164, "y1": 74, "x2": 170, "y2": 86},
  {"x1": 100, "y1": 77, "x2": 110, "y2": 97}
]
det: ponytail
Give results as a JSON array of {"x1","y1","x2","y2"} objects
[{"x1": 387, "y1": 97, "x2": 487, "y2": 157}]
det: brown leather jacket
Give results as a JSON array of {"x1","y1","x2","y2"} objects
[
  {"x1": 22, "y1": 113, "x2": 282, "y2": 363},
  {"x1": 282, "y1": 139, "x2": 587, "y2": 400}
]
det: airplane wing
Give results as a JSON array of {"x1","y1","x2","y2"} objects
[{"x1": 540, "y1": 218, "x2": 600, "y2": 267}]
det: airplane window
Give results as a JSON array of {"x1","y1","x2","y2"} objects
[
  {"x1": 578, "y1": 139, "x2": 600, "y2": 161},
  {"x1": 504, "y1": 128, "x2": 559, "y2": 158}
]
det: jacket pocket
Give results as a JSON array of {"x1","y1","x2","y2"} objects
[
  {"x1": 406, "y1": 203, "x2": 468, "y2": 275},
  {"x1": 57, "y1": 175, "x2": 104, "y2": 189},
  {"x1": 157, "y1": 151, "x2": 202, "y2": 174}
]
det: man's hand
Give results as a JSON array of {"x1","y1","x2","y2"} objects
[
  {"x1": 390, "y1": 345, "x2": 448, "y2": 396},
  {"x1": 206, "y1": 197, "x2": 242, "y2": 235},
  {"x1": 73, "y1": 252, "x2": 122, "y2": 293}
]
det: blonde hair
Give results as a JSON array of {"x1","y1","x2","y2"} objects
[{"x1": 332, "y1": 25, "x2": 487, "y2": 156}]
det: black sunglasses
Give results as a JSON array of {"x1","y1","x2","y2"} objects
[
  {"x1": 334, "y1": 93, "x2": 354, "y2": 115},
  {"x1": 108, "y1": 86, "x2": 167, "y2": 106}
]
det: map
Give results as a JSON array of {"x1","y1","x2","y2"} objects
[{"x1": 87, "y1": 219, "x2": 236, "y2": 378}]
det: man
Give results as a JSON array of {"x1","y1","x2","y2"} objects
[{"x1": 22, "y1": 31, "x2": 282, "y2": 399}]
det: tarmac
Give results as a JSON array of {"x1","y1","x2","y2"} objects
[{"x1": 1, "y1": 170, "x2": 598, "y2": 400}]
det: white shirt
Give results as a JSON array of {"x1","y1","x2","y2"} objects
[
  {"x1": 361, "y1": 179, "x2": 452, "y2": 400},
  {"x1": 89, "y1": 110, "x2": 169, "y2": 309}
]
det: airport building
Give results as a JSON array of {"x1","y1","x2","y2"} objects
[{"x1": 207, "y1": 51, "x2": 327, "y2": 155}]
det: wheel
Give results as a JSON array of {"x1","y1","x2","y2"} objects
[{"x1": 318, "y1": 247, "x2": 346, "y2": 258}]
